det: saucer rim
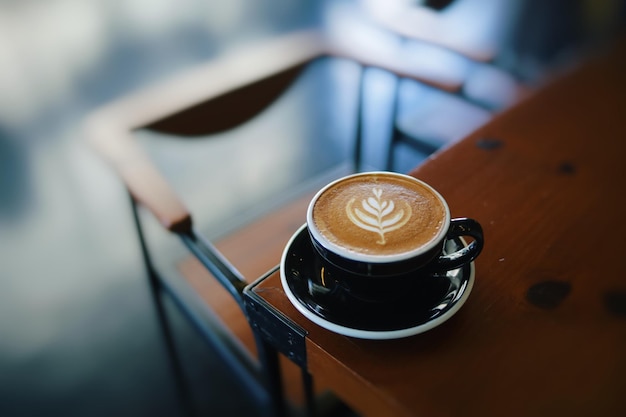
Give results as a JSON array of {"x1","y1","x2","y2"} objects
[{"x1": 280, "y1": 224, "x2": 475, "y2": 340}]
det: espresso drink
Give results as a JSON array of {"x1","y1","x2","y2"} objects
[{"x1": 311, "y1": 173, "x2": 448, "y2": 258}]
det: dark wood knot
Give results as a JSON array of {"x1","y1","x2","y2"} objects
[
  {"x1": 558, "y1": 162, "x2": 576, "y2": 175},
  {"x1": 603, "y1": 290, "x2": 626, "y2": 318},
  {"x1": 526, "y1": 280, "x2": 571, "y2": 309},
  {"x1": 476, "y1": 138, "x2": 504, "y2": 150}
]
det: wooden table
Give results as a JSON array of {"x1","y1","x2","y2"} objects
[{"x1": 243, "y1": 38, "x2": 626, "y2": 417}]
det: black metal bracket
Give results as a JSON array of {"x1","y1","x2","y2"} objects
[{"x1": 244, "y1": 267, "x2": 308, "y2": 369}]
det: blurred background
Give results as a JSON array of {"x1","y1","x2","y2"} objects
[{"x1": 0, "y1": 0, "x2": 624, "y2": 416}]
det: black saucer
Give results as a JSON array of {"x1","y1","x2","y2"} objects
[{"x1": 280, "y1": 224, "x2": 475, "y2": 339}]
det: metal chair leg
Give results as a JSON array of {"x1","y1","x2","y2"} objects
[
  {"x1": 385, "y1": 74, "x2": 403, "y2": 172},
  {"x1": 130, "y1": 194, "x2": 196, "y2": 417},
  {"x1": 256, "y1": 335, "x2": 288, "y2": 417}
]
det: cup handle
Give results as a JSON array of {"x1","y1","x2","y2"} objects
[{"x1": 432, "y1": 218, "x2": 484, "y2": 271}]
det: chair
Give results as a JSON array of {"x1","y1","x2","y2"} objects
[
  {"x1": 351, "y1": 0, "x2": 534, "y2": 171},
  {"x1": 86, "y1": 29, "x2": 461, "y2": 416}
]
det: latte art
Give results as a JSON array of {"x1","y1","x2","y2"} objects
[
  {"x1": 346, "y1": 188, "x2": 412, "y2": 245},
  {"x1": 309, "y1": 172, "x2": 449, "y2": 258}
]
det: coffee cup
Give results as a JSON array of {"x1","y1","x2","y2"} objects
[{"x1": 306, "y1": 171, "x2": 483, "y2": 303}]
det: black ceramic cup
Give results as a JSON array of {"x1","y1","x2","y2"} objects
[{"x1": 306, "y1": 171, "x2": 483, "y2": 304}]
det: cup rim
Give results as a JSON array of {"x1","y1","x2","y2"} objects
[{"x1": 306, "y1": 171, "x2": 451, "y2": 264}]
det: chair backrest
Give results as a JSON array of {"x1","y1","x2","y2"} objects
[
  {"x1": 359, "y1": 0, "x2": 523, "y2": 61},
  {"x1": 145, "y1": 64, "x2": 308, "y2": 137},
  {"x1": 85, "y1": 31, "x2": 329, "y2": 234}
]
